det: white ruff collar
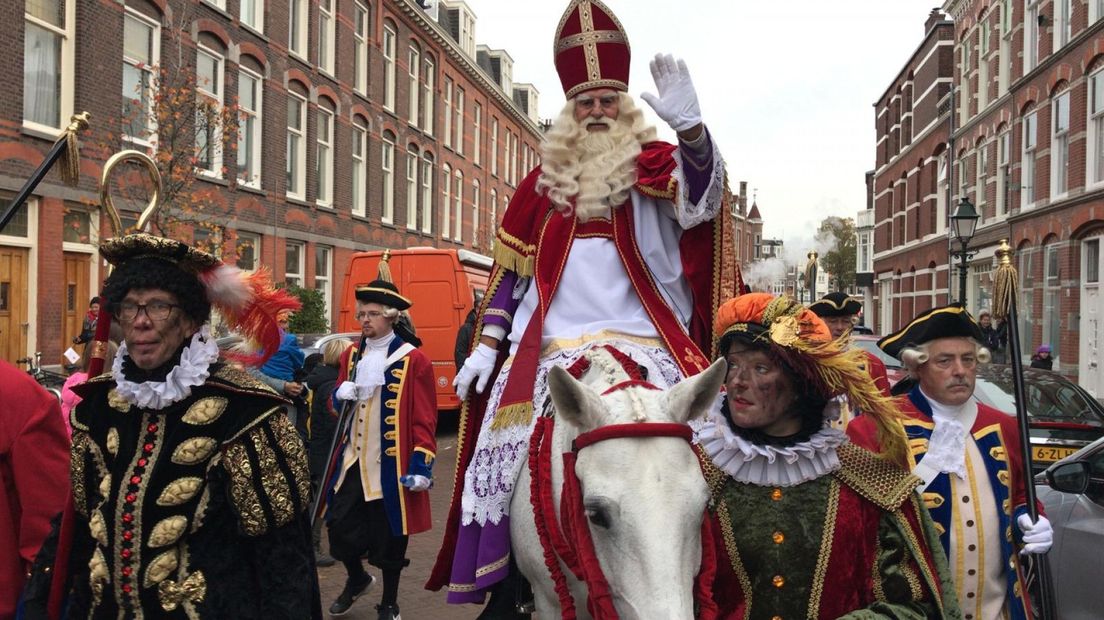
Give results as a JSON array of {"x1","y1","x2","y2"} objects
[
  {"x1": 694, "y1": 398, "x2": 848, "y2": 487},
  {"x1": 112, "y1": 325, "x2": 220, "y2": 410}
]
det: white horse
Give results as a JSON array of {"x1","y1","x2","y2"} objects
[{"x1": 510, "y1": 346, "x2": 727, "y2": 619}]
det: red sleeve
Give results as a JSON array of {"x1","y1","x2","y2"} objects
[
  {"x1": 8, "y1": 375, "x2": 70, "y2": 570},
  {"x1": 408, "y1": 351, "x2": 438, "y2": 462},
  {"x1": 845, "y1": 414, "x2": 883, "y2": 452}
]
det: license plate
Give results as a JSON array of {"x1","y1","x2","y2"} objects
[{"x1": 1031, "y1": 446, "x2": 1079, "y2": 463}]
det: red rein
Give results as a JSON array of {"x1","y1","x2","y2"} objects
[{"x1": 528, "y1": 419, "x2": 717, "y2": 620}]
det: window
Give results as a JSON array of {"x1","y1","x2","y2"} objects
[
  {"x1": 315, "y1": 245, "x2": 332, "y2": 325},
  {"x1": 195, "y1": 46, "x2": 224, "y2": 177},
  {"x1": 383, "y1": 24, "x2": 396, "y2": 111},
  {"x1": 285, "y1": 241, "x2": 304, "y2": 288},
  {"x1": 406, "y1": 147, "x2": 418, "y2": 229},
  {"x1": 1087, "y1": 239, "x2": 1100, "y2": 283},
  {"x1": 455, "y1": 88, "x2": 465, "y2": 155},
  {"x1": 999, "y1": 0, "x2": 1011, "y2": 95},
  {"x1": 288, "y1": 0, "x2": 307, "y2": 58},
  {"x1": 1056, "y1": 0, "x2": 1072, "y2": 49},
  {"x1": 353, "y1": 2, "x2": 369, "y2": 95},
  {"x1": 997, "y1": 130, "x2": 1010, "y2": 216},
  {"x1": 235, "y1": 232, "x2": 260, "y2": 271},
  {"x1": 237, "y1": 69, "x2": 262, "y2": 188},
  {"x1": 318, "y1": 0, "x2": 335, "y2": 74},
  {"x1": 421, "y1": 154, "x2": 433, "y2": 233},
  {"x1": 1024, "y1": 0, "x2": 1039, "y2": 73},
  {"x1": 472, "y1": 180, "x2": 481, "y2": 247},
  {"x1": 978, "y1": 22, "x2": 989, "y2": 110},
  {"x1": 352, "y1": 120, "x2": 367, "y2": 217},
  {"x1": 453, "y1": 169, "x2": 463, "y2": 242},
  {"x1": 240, "y1": 0, "x2": 263, "y2": 33},
  {"x1": 382, "y1": 132, "x2": 395, "y2": 223},
  {"x1": 959, "y1": 35, "x2": 971, "y2": 123},
  {"x1": 62, "y1": 209, "x2": 90, "y2": 244},
  {"x1": 122, "y1": 9, "x2": 158, "y2": 143},
  {"x1": 286, "y1": 92, "x2": 307, "y2": 198},
  {"x1": 316, "y1": 106, "x2": 334, "y2": 207},
  {"x1": 1022, "y1": 110, "x2": 1037, "y2": 208},
  {"x1": 441, "y1": 77, "x2": 450, "y2": 146},
  {"x1": 936, "y1": 154, "x2": 948, "y2": 232},
  {"x1": 408, "y1": 46, "x2": 420, "y2": 125},
  {"x1": 1052, "y1": 91, "x2": 1070, "y2": 198},
  {"x1": 1043, "y1": 243, "x2": 1061, "y2": 361},
  {"x1": 441, "y1": 164, "x2": 452, "y2": 239},
  {"x1": 24, "y1": 0, "x2": 74, "y2": 130},
  {"x1": 511, "y1": 133, "x2": 519, "y2": 185},
  {"x1": 1093, "y1": 0, "x2": 1104, "y2": 23},
  {"x1": 423, "y1": 57, "x2": 435, "y2": 135},
  {"x1": 491, "y1": 117, "x2": 499, "y2": 176},
  {"x1": 1018, "y1": 247, "x2": 1035, "y2": 346},
  {"x1": 958, "y1": 153, "x2": 971, "y2": 214},
  {"x1": 489, "y1": 188, "x2": 498, "y2": 239},
  {"x1": 976, "y1": 142, "x2": 988, "y2": 210},
  {"x1": 1090, "y1": 70, "x2": 1104, "y2": 186},
  {"x1": 473, "y1": 103, "x2": 482, "y2": 166}
]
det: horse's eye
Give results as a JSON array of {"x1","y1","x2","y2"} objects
[{"x1": 585, "y1": 506, "x2": 611, "y2": 529}]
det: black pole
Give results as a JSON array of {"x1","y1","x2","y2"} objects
[
  {"x1": 958, "y1": 241, "x2": 969, "y2": 306},
  {"x1": 0, "y1": 137, "x2": 69, "y2": 233},
  {"x1": 1005, "y1": 290, "x2": 1055, "y2": 619}
]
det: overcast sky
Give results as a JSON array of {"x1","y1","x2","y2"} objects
[{"x1": 464, "y1": 0, "x2": 945, "y2": 258}]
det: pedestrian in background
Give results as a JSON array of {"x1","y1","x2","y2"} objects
[
  {"x1": 978, "y1": 311, "x2": 1007, "y2": 364},
  {"x1": 1030, "y1": 344, "x2": 1054, "y2": 370},
  {"x1": 59, "y1": 340, "x2": 119, "y2": 434},
  {"x1": 305, "y1": 337, "x2": 352, "y2": 568},
  {"x1": 72, "y1": 297, "x2": 100, "y2": 345}
]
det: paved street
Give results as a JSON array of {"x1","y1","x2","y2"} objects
[{"x1": 316, "y1": 413, "x2": 483, "y2": 619}]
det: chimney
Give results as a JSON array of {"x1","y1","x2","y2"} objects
[
  {"x1": 738, "y1": 181, "x2": 748, "y2": 216},
  {"x1": 924, "y1": 8, "x2": 947, "y2": 35}
]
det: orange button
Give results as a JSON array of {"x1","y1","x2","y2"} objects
[
  {"x1": 772, "y1": 531, "x2": 784, "y2": 544},
  {"x1": 772, "y1": 616, "x2": 783, "y2": 620},
  {"x1": 770, "y1": 488, "x2": 783, "y2": 501},
  {"x1": 772, "y1": 575, "x2": 785, "y2": 588}
]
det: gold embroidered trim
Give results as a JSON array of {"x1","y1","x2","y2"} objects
[
  {"x1": 493, "y1": 242, "x2": 534, "y2": 278},
  {"x1": 106, "y1": 428, "x2": 119, "y2": 455},
  {"x1": 251, "y1": 423, "x2": 294, "y2": 532},
  {"x1": 107, "y1": 388, "x2": 131, "y2": 412},
  {"x1": 157, "y1": 477, "x2": 204, "y2": 507},
  {"x1": 211, "y1": 364, "x2": 281, "y2": 395},
  {"x1": 448, "y1": 581, "x2": 479, "y2": 593},
  {"x1": 714, "y1": 498, "x2": 753, "y2": 613},
  {"x1": 223, "y1": 440, "x2": 264, "y2": 535},
  {"x1": 171, "y1": 437, "x2": 218, "y2": 465},
  {"x1": 808, "y1": 477, "x2": 840, "y2": 615},
  {"x1": 634, "y1": 176, "x2": 677, "y2": 201},
  {"x1": 554, "y1": 29, "x2": 627, "y2": 54},
  {"x1": 835, "y1": 443, "x2": 921, "y2": 510},
  {"x1": 88, "y1": 547, "x2": 109, "y2": 604},
  {"x1": 871, "y1": 534, "x2": 886, "y2": 602},
  {"x1": 159, "y1": 570, "x2": 206, "y2": 612},
  {"x1": 489, "y1": 402, "x2": 534, "y2": 431},
  {"x1": 475, "y1": 552, "x2": 511, "y2": 578},
  {"x1": 900, "y1": 496, "x2": 945, "y2": 616},
  {"x1": 98, "y1": 473, "x2": 112, "y2": 502},
  {"x1": 147, "y1": 516, "x2": 189, "y2": 548},
  {"x1": 70, "y1": 432, "x2": 91, "y2": 516},
  {"x1": 89, "y1": 510, "x2": 108, "y2": 546},
  {"x1": 182, "y1": 397, "x2": 228, "y2": 425},
  {"x1": 144, "y1": 549, "x2": 179, "y2": 587}
]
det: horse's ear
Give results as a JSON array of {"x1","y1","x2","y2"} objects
[
  {"x1": 548, "y1": 365, "x2": 606, "y2": 432},
  {"x1": 665, "y1": 358, "x2": 727, "y2": 424}
]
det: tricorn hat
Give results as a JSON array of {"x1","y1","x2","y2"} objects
[
  {"x1": 808, "y1": 291, "x2": 861, "y2": 318},
  {"x1": 877, "y1": 304, "x2": 985, "y2": 360},
  {"x1": 553, "y1": 0, "x2": 631, "y2": 99},
  {"x1": 354, "y1": 279, "x2": 412, "y2": 311}
]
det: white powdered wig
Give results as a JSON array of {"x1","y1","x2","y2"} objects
[
  {"x1": 900, "y1": 339, "x2": 991, "y2": 378},
  {"x1": 536, "y1": 93, "x2": 658, "y2": 222}
]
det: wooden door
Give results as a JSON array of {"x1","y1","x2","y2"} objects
[
  {"x1": 0, "y1": 247, "x2": 28, "y2": 364},
  {"x1": 62, "y1": 252, "x2": 91, "y2": 363}
]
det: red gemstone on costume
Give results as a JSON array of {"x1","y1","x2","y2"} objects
[
  {"x1": 137, "y1": 458, "x2": 147, "y2": 467},
  {"x1": 143, "y1": 443, "x2": 154, "y2": 452},
  {"x1": 125, "y1": 493, "x2": 136, "y2": 503},
  {"x1": 122, "y1": 513, "x2": 134, "y2": 523},
  {"x1": 123, "y1": 531, "x2": 133, "y2": 541},
  {"x1": 122, "y1": 584, "x2": 132, "y2": 593},
  {"x1": 121, "y1": 549, "x2": 131, "y2": 559},
  {"x1": 130, "y1": 475, "x2": 141, "y2": 485},
  {"x1": 122, "y1": 566, "x2": 132, "y2": 576},
  {"x1": 147, "y1": 423, "x2": 158, "y2": 433}
]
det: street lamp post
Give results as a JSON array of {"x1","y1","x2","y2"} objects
[{"x1": 950, "y1": 197, "x2": 981, "y2": 307}]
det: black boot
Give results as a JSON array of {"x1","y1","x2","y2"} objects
[{"x1": 329, "y1": 571, "x2": 374, "y2": 616}]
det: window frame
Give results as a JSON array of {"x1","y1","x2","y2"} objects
[
  {"x1": 235, "y1": 231, "x2": 261, "y2": 272},
  {"x1": 453, "y1": 169, "x2": 464, "y2": 242},
  {"x1": 1024, "y1": 0, "x2": 1040, "y2": 73},
  {"x1": 491, "y1": 117, "x2": 499, "y2": 176},
  {"x1": 408, "y1": 45, "x2": 420, "y2": 126},
  {"x1": 318, "y1": 0, "x2": 336, "y2": 75},
  {"x1": 121, "y1": 8, "x2": 160, "y2": 147},
  {"x1": 441, "y1": 163, "x2": 452, "y2": 239},
  {"x1": 383, "y1": 23, "x2": 397, "y2": 111},
  {"x1": 997, "y1": 129, "x2": 1010, "y2": 216},
  {"x1": 471, "y1": 179, "x2": 481, "y2": 247},
  {"x1": 1052, "y1": 91, "x2": 1070, "y2": 199},
  {"x1": 286, "y1": 90, "x2": 308, "y2": 199},
  {"x1": 288, "y1": 0, "x2": 308, "y2": 59},
  {"x1": 352, "y1": 119, "x2": 368, "y2": 217},
  {"x1": 443, "y1": 77, "x2": 453, "y2": 148},
  {"x1": 454, "y1": 87, "x2": 465, "y2": 156},
  {"x1": 315, "y1": 245, "x2": 332, "y2": 325},
  {"x1": 315, "y1": 105, "x2": 334, "y2": 207},
  {"x1": 473, "y1": 103, "x2": 482, "y2": 166},
  {"x1": 240, "y1": 0, "x2": 264, "y2": 34},
  {"x1": 382, "y1": 132, "x2": 396, "y2": 224},
  {"x1": 1022, "y1": 110, "x2": 1038, "y2": 209},
  {"x1": 406, "y1": 147, "x2": 419, "y2": 230},
  {"x1": 423, "y1": 57, "x2": 435, "y2": 136},
  {"x1": 285, "y1": 240, "x2": 305, "y2": 288},
  {"x1": 195, "y1": 44, "x2": 225, "y2": 178},
  {"x1": 421, "y1": 153, "x2": 434, "y2": 233},
  {"x1": 237, "y1": 67, "x2": 263, "y2": 189},
  {"x1": 353, "y1": 2, "x2": 369, "y2": 96},
  {"x1": 1090, "y1": 69, "x2": 1104, "y2": 188}
]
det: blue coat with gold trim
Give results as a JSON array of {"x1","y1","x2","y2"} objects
[
  {"x1": 329, "y1": 335, "x2": 438, "y2": 536},
  {"x1": 849, "y1": 386, "x2": 1039, "y2": 620}
]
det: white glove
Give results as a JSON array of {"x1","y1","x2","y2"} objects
[
  {"x1": 639, "y1": 54, "x2": 703, "y2": 132},
  {"x1": 454, "y1": 343, "x2": 498, "y2": 400},
  {"x1": 402, "y1": 474, "x2": 432, "y2": 492},
  {"x1": 334, "y1": 381, "x2": 359, "y2": 402},
  {"x1": 1017, "y1": 513, "x2": 1053, "y2": 555}
]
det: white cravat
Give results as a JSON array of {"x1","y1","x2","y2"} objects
[
  {"x1": 919, "y1": 388, "x2": 978, "y2": 481},
  {"x1": 352, "y1": 333, "x2": 394, "y2": 399}
]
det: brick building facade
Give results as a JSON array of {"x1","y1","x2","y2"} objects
[
  {"x1": 3, "y1": 0, "x2": 545, "y2": 365},
  {"x1": 873, "y1": 2, "x2": 1104, "y2": 396}
]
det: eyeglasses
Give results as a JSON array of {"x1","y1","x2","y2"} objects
[
  {"x1": 355, "y1": 310, "x2": 386, "y2": 320},
  {"x1": 116, "y1": 301, "x2": 179, "y2": 323}
]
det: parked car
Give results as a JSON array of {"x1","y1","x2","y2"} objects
[
  {"x1": 1035, "y1": 436, "x2": 1104, "y2": 619},
  {"x1": 851, "y1": 334, "x2": 908, "y2": 387},
  {"x1": 299, "y1": 332, "x2": 361, "y2": 358},
  {"x1": 972, "y1": 365, "x2": 1104, "y2": 473}
]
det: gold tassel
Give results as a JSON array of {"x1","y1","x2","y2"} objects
[
  {"x1": 58, "y1": 112, "x2": 91, "y2": 187},
  {"x1": 377, "y1": 248, "x2": 393, "y2": 283},
  {"x1": 992, "y1": 240, "x2": 1017, "y2": 323}
]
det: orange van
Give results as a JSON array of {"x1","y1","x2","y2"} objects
[{"x1": 337, "y1": 247, "x2": 492, "y2": 412}]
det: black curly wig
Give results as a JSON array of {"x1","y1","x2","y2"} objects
[
  {"x1": 717, "y1": 330, "x2": 829, "y2": 446},
  {"x1": 101, "y1": 257, "x2": 211, "y2": 325}
]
